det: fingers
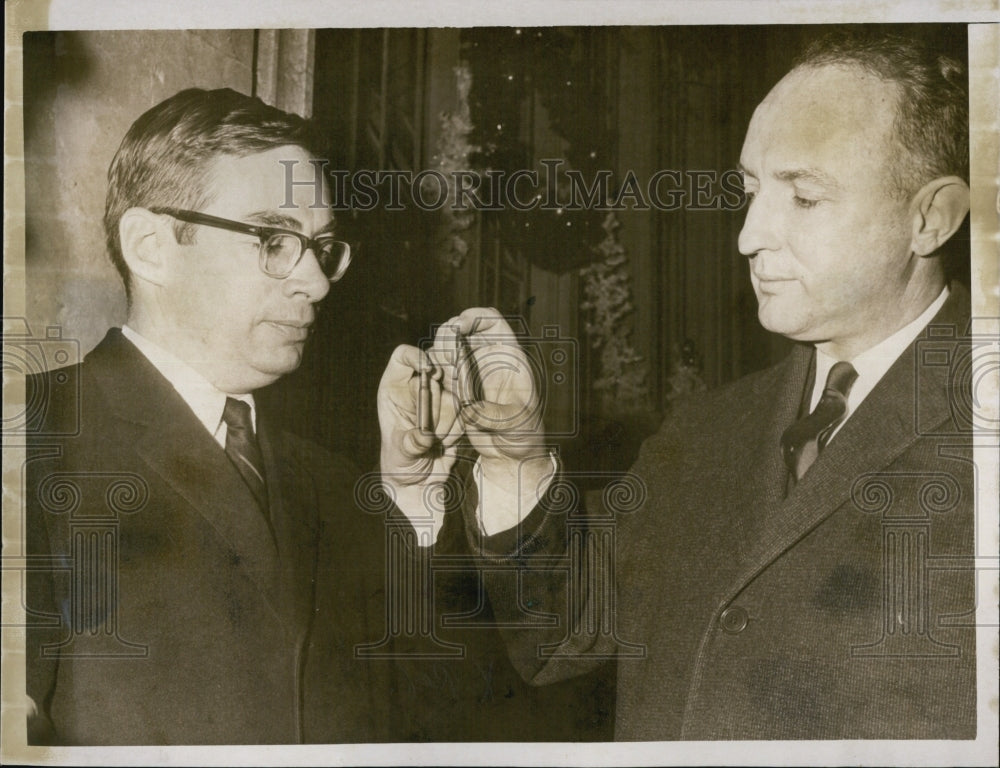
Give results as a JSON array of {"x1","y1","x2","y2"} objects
[
  {"x1": 379, "y1": 345, "x2": 437, "y2": 443},
  {"x1": 449, "y1": 307, "x2": 512, "y2": 339},
  {"x1": 383, "y1": 312, "x2": 545, "y2": 463},
  {"x1": 429, "y1": 371, "x2": 461, "y2": 441},
  {"x1": 378, "y1": 344, "x2": 462, "y2": 452},
  {"x1": 460, "y1": 399, "x2": 541, "y2": 434},
  {"x1": 381, "y1": 344, "x2": 436, "y2": 384},
  {"x1": 378, "y1": 345, "x2": 443, "y2": 413},
  {"x1": 399, "y1": 426, "x2": 438, "y2": 456},
  {"x1": 430, "y1": 310, "x2": 532, "y2": 404},
  {"x1": 429, "y1": 307, "x2": 517, "y2": 357}
]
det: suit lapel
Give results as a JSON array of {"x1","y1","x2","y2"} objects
[
  {"x1": 85, "y1": 329, "x2": 283, "y2": 613},
  {"x1": 732, "y1": 343, "x2": 812, "y2": 555},
  {"x1": 725, "y1": 286, "x2": 969, "y2": 602},
  {"x1": 258, "y1": 417, "x2": 320, "y2": 632}
]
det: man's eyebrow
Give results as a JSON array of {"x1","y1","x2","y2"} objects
[
  {"x1": 244, "y1": 211, "x2": 304, "y2": 231},
  {"x1": 314, "y1": 220, "x2": 338, "y2": 237},
  {"x1": 773, "y1": 168, "x2": 841, "y2": 190},
  {"x1": 245, "y1": 210, "x2": 337, "y2": 237}
]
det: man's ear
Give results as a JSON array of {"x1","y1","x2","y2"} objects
[
  {"x1": 119, "y1": 207, "x2": 173, "y2": 286},
  {"x1": 909, "y1": 176, "x2": 970, "y2": 257}
]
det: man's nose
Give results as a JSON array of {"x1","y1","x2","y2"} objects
[
  {"x1": 285, "y1": 248, "x2": 331, "y2": 302},
  {"x1": 737, "y1": 192, "x2": 781, "y2": 258}
]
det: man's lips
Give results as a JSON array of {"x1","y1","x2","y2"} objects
[
  {"x1": 753, "y1": 273, "x2": 798, "y2": 292},
  {"x1": 265, "y1": 320, "x2": 312, "y2": 340}
]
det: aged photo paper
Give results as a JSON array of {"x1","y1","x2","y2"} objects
[{"x1": 3, "y1": 1, "x2": 998, "y2": 765}]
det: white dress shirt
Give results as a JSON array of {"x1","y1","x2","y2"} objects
[
  {"x1": 475, "y1": 451, "x2": 559, "y2": 537},
  {"x1": 121, "y1": 325, "x2": 256, "y2": 447},
  {"x1": 811, "y1": 287, "x2": 949, "y2": 441}
]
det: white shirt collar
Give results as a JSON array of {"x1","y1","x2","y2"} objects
[
  {"x1": 121, "y1": 325, "x2": 256, "y2": 448},
  {"x1": 811, "y1": 287, "x2": 949, "y2": 434}
]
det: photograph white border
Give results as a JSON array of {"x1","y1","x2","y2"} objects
[{"x1": 4, "y1": 2, "x2": 997, "y2": 766}]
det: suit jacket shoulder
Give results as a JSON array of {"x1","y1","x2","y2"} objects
[
  {"x1": 612, "y1": 284, "x2": 976, "y2": 739},
  {"x1": 24, "y1": 328, "x2": 395, "y2": 744}
]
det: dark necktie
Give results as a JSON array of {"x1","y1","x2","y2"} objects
[
  {"x1": 781, "y1": 361, "x2": 858, "y2": 481},
  {"x1": 222, "y1": 397, "x2": 268, "y2": 513}
]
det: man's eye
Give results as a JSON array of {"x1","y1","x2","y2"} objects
[{"x1": 793, "y1": 195, "x2": 819, "y2": 209}]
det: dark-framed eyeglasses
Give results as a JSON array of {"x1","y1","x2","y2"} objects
[{"x1": 150, "y1": 207, "x2": 351, "y2": 282}]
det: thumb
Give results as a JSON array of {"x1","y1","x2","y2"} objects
[
  {"x1": 460, "y1": 399, "x2": 539, "y2": 434},
  {"x1": 399, "y1": 426, "x2": 438, "y2": 457}
]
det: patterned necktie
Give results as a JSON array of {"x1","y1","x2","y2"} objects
[
  {"x1": 222, "y1": 397, "x2": 268, "y2": 513},
  {"x1": 781, "y1": 361, "x2": 858, "y2": 481}
]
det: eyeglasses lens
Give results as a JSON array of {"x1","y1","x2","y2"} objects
[{"x1": 263, "y1": 234, "x2": 349, "y2": 280}]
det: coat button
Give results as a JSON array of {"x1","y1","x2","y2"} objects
[{"x1": 719, "y1": 605, "x2": 749, "y2": 634}]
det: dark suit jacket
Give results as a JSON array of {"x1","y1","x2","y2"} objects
[
  {"x1": 477, "y1": 285, "x2": 977, "y2": 739},
  {"x1": 25, "y1": 329, "x2": 395, "y2": 745}
]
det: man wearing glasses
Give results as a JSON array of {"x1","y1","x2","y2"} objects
[{"x1": 25, "y1": 88, "x2": 386, "y2": 744}]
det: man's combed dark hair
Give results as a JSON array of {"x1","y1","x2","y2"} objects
[
  {"x1": 104, "y1": 88, "x2": 314, "y2": 302},
  {"x1": 794, "y1": 31, "x2": 969, "y2": 197}
]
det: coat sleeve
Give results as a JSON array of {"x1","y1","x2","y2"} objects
[{"x1": 457, "y1": 467, "x2": 627, "y2": 687}]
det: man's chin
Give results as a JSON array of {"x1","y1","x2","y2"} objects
[
  {"x1": 259, "y1": 350, "x2": 304, "y2": 377},
  {"x1": 235, "y1": 351, "x2": 304, "y2": 391},
  {"x1": 757, "y1": 304, "x2": 809, "y2": 339}
]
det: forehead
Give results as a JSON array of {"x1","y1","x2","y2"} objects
[
  {"x1": 740, "y1": 64, "x2": 900, "y2": 182},
  {"x1": 202, "y1": 145, "x2": 332, "y2": 228}
]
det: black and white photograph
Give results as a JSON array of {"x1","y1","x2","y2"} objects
[{"x1": 2, "y1": 2, "x2": 997, "y2": 765}]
